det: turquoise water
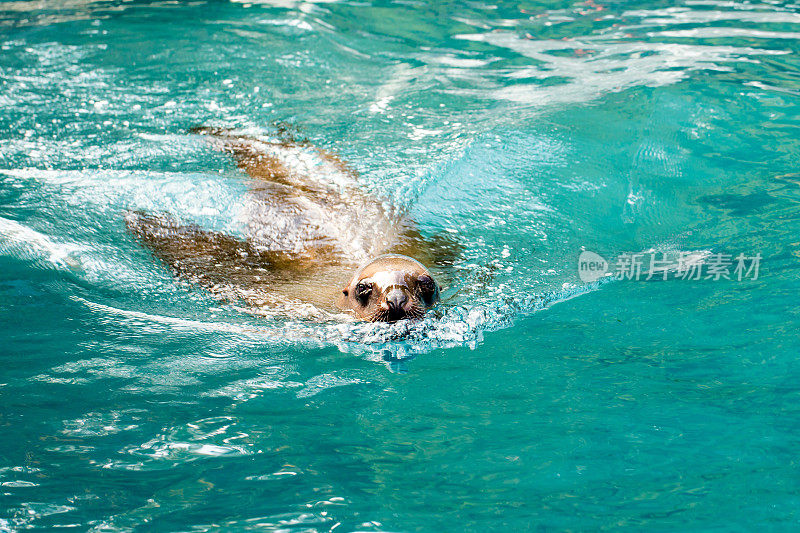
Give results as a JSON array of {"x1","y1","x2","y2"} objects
[{"x1": 2, "y1": 0, "x2": 800, "y2": 529}]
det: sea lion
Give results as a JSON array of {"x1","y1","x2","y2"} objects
[{"x1": 126, "y1": 126, "x2": 456, "y2": 322}]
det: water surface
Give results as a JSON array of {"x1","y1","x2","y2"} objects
[{"x1": 2, "y1": 0, "x2": 800, "y2": 530}]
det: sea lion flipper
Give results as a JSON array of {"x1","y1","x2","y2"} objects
[
  {"x1": 192, "y1": 127, "x2": 295, "y2": 184},
  {"x1": 390, "y1": 224, "x2": 462, "y2": 267},
  {"x1": 191, "y1": 125, "x2": 358, "y2": 185},
  {"x1": 191, "y1": 122, "x2": 305, "y2": 145},
  {"x1": 125, "y1": 210, "x2": 277, "y2": 289}
]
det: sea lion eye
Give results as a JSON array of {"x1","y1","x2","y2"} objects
[
  {"x1": 354, "y1": 281, "x2": 372, "y2": 303},
  {"x1": 417, "y1": 275, "x2": 435, "y2": 294}
]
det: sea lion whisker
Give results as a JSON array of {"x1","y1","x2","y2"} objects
[
  {"x1": 367, "y1": 308, "x2": 387, "y2": 323},
  {"x1": 406, "y1": 306, "x2": 425, "y2": 320}
]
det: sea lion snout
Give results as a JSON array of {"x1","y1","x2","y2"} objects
[{"x1": 382, "y1": 286, "x2": 411, "y2": 321}]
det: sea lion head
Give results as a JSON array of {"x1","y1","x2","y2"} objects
[{"x1": 337, "y1": 254, "x2": 440, "y2": 323}]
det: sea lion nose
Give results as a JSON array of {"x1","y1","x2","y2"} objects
[{"x1": 384, "y1": 288, "x2": 408, "y2": 312}]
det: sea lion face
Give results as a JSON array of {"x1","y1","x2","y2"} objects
[{"x1": 337, "y1": 255, "x2": 439, "y2": 323}]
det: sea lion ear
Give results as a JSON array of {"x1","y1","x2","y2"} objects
[{"x1": 336, "y1": 286, "x2": 350, "y2": 311}]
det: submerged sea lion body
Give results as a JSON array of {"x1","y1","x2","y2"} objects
[{"x1": 127, "y1": 127, "x2": 455, "y2": 321}]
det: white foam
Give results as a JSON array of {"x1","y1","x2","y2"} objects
[{"x1": 0, "y1": 216, "x2": 83, "y2": 271}]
